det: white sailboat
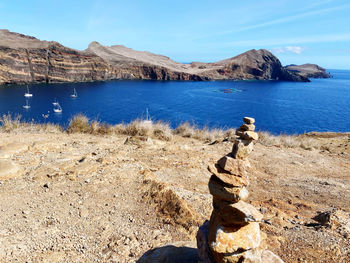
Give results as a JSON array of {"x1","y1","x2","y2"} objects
[
  {"x1": 52, "y1": 98, "x2": 58, "y2": 106},
  {"x1": 24, "y1": 85, "x2": 33, "y2": 97},
  {"x1": 53, "y1": 102, "x2": 62, "y2": 113},
  {"x1": 144, "y1": 108, "x2": 152, "y2": 124},
  {"x1": 23, "y1": 99, "x2": 31, "y2": 109},
  {"x1": 70, "y1": 88, "x2": 77, "y2": 98}
]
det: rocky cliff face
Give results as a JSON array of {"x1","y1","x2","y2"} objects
[
  {"x1": 284, "y1": 64, "x2": 331, "y2": 78},
  {"x1": 0, "y1": 29, "x2": 310, "y2": 84},
  {"x1": 193, "y1": 49, "x2": 309, "y2": 81}
]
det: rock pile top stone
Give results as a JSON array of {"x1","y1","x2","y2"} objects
[{"x1": 243, "y1": 117, "x2": 255, "y2": 124}]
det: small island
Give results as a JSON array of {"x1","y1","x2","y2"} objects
[{"x1": 285, "y1": 64, "x2": 331, "y2": 78}]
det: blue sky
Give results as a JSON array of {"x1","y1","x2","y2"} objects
[{"x1": 1, "y1": 0, "x2": 350, "y2": 69}]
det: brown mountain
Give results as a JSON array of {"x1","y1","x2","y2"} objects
[
  {"x1": 0, "y1": 29, "x2": 309, "y2": 84},
  {"x1": 284, "y1": 64, "x2": 331, "y2": 78}
]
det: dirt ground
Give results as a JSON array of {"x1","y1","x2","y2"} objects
[{"x1": 0, "y1": 130, "x2": 349, "y2": 262}]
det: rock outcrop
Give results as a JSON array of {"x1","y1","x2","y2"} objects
[
  {"x1": 197, "y1": 117, "x2": 285, "y2": 263},
  {"x1": 284, "y1": 64, "x2": 331, "y2": 78},
  {"x1": 0, "y1": 29, "x2": 311, "y2": 84},
  {"x1": 195, "y1": 49, "x2": 309, "y2": 82}
]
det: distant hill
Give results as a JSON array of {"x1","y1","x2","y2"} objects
[
  {"x1": 284, "y1": 64, "x2": 331, "y2": 78},
  {"x1": 0, "y1": 29, "x2": 310, "y2": 84}
]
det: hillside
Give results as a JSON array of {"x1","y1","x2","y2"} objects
[
  {"x1": 0, "y1": 121, "x2": 349, "y2": 262},
  {"x1": 0, "y1": 29, "x2": 309, "y2": 84},
  {"x1": 285, "y1": 64, "x2": 331, "y2": 78}
]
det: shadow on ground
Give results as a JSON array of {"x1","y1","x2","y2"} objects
[{"x1": 137, "y1": 245, "x2": 198, "y2": 263}]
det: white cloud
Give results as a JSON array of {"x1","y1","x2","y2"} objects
[{"x1": 271, "y1": 46, "x2": 305, "y2": 55}]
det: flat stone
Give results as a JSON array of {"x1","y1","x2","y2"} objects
[
  {"x1": 0, "y1": 160, "x2": 22, "y2": 180},
  {"x1": 235, "y1": 129, "x2": 245, "y2": 138},
  {"x1": 209, "y1": 176, "x2": 249, "y2": 203},
  {"x1": 239, "y1": 124, "x2": 255, "y2": 131},
  {"x1": 0, "y1": 142, "x2": 29, "y2": 158},
  {"x1": 197, "y1": 221, "x2": 262, "y2": 263},
  {"x1": 208, "y1": 220, "x2": 261, "y2": 254},
  {"x1": 217, "y1": 155, "x2": 249, "y2": 177},
  {"x1": 243, "y1": 117, "x2": 255, "y2": 124},
  {"x1": 261, "y1": 250, "x2": 285, "y2": 263},
  {"x1": 242, "y1": 131, "x2": 259, "y2": 141},
  {"x1": 208, "y1": 164, "x2": 249, "y2": 187},
  {"x1": 214, "y1": 200, "x2": 263, "y2": 225},
  {"x1": 213, "y1": 249, "x2": 262, "y2": 263},
  {"x1": 232, "y1": 139, "x2": 254, "y2": 159}
]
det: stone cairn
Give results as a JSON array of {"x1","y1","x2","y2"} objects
[{"x1": 197, "y1": 117, "x2": 284, "y2": 263}]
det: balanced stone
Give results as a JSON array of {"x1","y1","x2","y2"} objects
[
  {"x1": 213, "y1": 249, "x2": 262, "y2": 263},
  {"x1": 242, "y1": 131, "x2": 259, "y2": 141},
  {"x1": 208, "y1": 164, "x2": 249, "y2": 187},
  {"x1": 232, "y1": 139, "x2": 254, "y2": 159},
  {"x1": 209, "y1": 176, "x2": 249, "y2": 203},
  {"x1": 240, "y1": 124, "x2": 255, "y2": 131},
  {"x1": 213, "y1": 200, "x2": 263, "y2": 225},
  {"x1": 235, "y1": 129, "x2": 245, "y2": 137},
  {"x1": 209, "y1": 220, "x2": 261, "y2": 254},
  {"x1": 217, "y1": 155, "x2": 249, "y2": 177},
  {"x1": 243, "y1": 117, "x2": 255, "y2": 124}
]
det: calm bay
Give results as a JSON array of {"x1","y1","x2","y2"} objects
[{"x1": 0, "y1": 69, "x2": 349, "y2": 134}]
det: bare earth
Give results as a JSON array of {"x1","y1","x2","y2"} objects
[{"x1": 0, "y1": 131, "x2": 349, "y2": 262}]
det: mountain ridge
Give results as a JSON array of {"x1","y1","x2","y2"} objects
[{"x1": 0, "y1": 29, "x2": 311, "y2": 84}]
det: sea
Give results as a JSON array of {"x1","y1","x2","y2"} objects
[{"x1": 0, "y1": 69, "x2": 349, "y2": 134}]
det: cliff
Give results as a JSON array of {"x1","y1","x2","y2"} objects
[
  {"x1": 284, "y1": 64, "x2": 331, "y2": 78},
  {"x1": 0, "y1": 29, "x2": 309, "y2": 84},
  {"x1": 192, "y1": 49, "x2": 309, "y2": 81}
]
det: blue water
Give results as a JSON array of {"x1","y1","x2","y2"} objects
[{"x1": 0, "y1": 69, "x2": 349, "y2": 134}]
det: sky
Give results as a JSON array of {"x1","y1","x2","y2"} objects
[{"x1": 1, "y1": 0, "x2": 350, "y2": 69}]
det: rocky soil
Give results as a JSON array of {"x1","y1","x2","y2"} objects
[{"x1": 0, "y1": 130, "x2": 349, "y2": 262}]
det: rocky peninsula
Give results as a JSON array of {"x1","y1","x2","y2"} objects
[
  {"x1": 285, "y1": 64, "x2": 331, "y2": 78},
  {"x1": 0, "y1": 29, "x2": 311, "y2": 84}
]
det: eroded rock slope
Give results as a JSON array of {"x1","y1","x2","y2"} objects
[{"x1": 0, "y1": 29, "x2": 309, "y2": 84}]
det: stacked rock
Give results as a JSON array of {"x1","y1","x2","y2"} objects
[{"x1": 197, "y1": 117, "x2": 284, "y2": 263}]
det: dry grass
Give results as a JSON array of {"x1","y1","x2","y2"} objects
[
  {"x1": 258, "y1": 131, "x2": 321, "y2": 150},
  {"x1": 174, "y1": 122, "x2": 235, "y2": 142},
  {"x1": 0, "y1": 113, "x2": 62, "y2": 133},
  {"x1": 0, "y1": 113, "x2": 22, "y2": 132},
  {"x1": 67, "y1": 114, "x2": 113, "y2": 135},
  {"x1": 67, "y1": 114, "x2": 91, "y2": 133},
  {"x1": 0, "y1": 113, "x2": 330, "y2": 148},
  {"x1": 66, "y1": 115, "x2": 173, "y2": 140},
  {"x1": 116, "y1": 119, "x2": 173, "y2": 141}
]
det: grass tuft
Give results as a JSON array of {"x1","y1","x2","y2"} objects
[
  {"x1": 258, "y1": 131, "x2": 320, "y2": 150},
  {"x1": 0, "y1": 113, "x2": 22, "y2": 132},
  {"x1": 67, "y1": 114, "x2": 90, "y2": 133}
]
